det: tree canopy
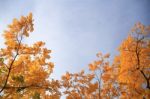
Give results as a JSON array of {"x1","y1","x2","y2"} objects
[{"x1": 0, "y1": 13, "x2": 149, "y2": 99}]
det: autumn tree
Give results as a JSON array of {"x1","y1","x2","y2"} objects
[
  {"x1": 0, "y1": 13, "x2": 60, "y2": 98},
  {"x1": 61, "y1": 53, "x2": 119, "y2": 99},
  {"x1": 61, "y1": 22, "x2": 150, "y2": 99},
  {"x1": 88, "y1": 52, "x2": 119, "y2": 99},
  {"x1": 117, "y1": 22, "x2": 150, "y2": 98},
  {"x1": 61, "y1": 70, "x2": 98, "y2": 99},
  {"x1": 1, "y1": 13, "x2": 149, "y2": 99}
]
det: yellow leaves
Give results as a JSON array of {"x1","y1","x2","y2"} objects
[
  {"x1": 65, "y1": 72, "x2": 71, "y2": 80},
  {"x1": 2, "y1": 13, "x2": 34, "y2": 51},
  {"x1": 89, "y1": 53, "x2": 110, "y2": 72},
  {"x1": 104, "y1": 53, "x2": 110, "y2": 58},
  {"x1": 21, "y1": 13, "x2": 34, "y2": 36},
  {"x1": 116, "y1": 22, "x2": 150, "y2": 98},
  {"x1": 102, "y1": 73, "x2": 111, "y2": 82},
  {"x1": 96, "y1": 52, "x2": 102, "y2": 57},
  {"x1": 62, "y1": 73, "x2": 69, "y2": 81},
  {"x1": 94, "y1": 60, "x2": 102, "y2": 66},
  {"x1": 27, "y1": 13, "x2": 33, "y2": 24},
  {"x1": 144, "y1": 89, "x2": 150, "y2": 98},
  {"x1": 0, "y1": 58, "x2": 4, "y2": 65},
  {"x1": 89, "y1": 63, "x2": 97, "y2": 71},
  {"x1": 87, "y1": 74, "x2": 95, "y2": 81},
  {"x1": 119, "y1": 35, "x2": 134, "y2": 52},
  {"x1": 103, "y1": 65, "x2": 111, "y2": 72},
  {"x1": 0, "y1": 13, "x2": 61, "y2": 98},
  {"x1": 43, "y1": 48, "x2": 51, "y2": 54},
  {"x1": 13, "y1": 18, "x2": 19, "y2": 24},
  {"x1": 87, "y1": 83, "x2": 98, "y2": 94},
  {"x1": 131, "y1": 22, "x2": 150, "y2": 36},
  {"x1": 61, "y1": 70, "x2": 98, "y2": 98},
  {"x1": 113, "y1": 56, "x2": 120, "y2": 64},
  {"x1": 97, "y1": 52, "x2": 110, "y2": 58},
  {"x1": 34, "y1": 41, "x2": 45, "y2": 47},
  {"x1": 47, "y1": 62, "x2": 54, "y2": 68},
  {"x1": 1, "y1": 13, "x2": 149, "y2": 99},
  {"x1": 11, "y1": 18, "x2": 22, "y2": 32},
  {"x1": 144, "y1": 25, "x2": 150, "y2": 35},
  {"x1": 43, "y1": 48, "x2": 51, "y2": 59},
  {"x1": 20, "y1": 16, "x2": 26, "y2": 24},
  {"x1": 3, "y1": 30, "x2": 16, "y2": 39},
  {"x1": 3, "y1": 30, "x2": 17, "y2": 48}
]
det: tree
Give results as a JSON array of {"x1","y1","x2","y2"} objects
[
  {"x1": 61, "y1": 70, "x2": 97, "y2": 99},
  {"x1": 0, "y1": 13, "x2": 149, "y2": 99},
  {"x1": 61, "y1": 53, "x2": 119, "y2": 99},
  {"x1": 61, "y1": 23, "x2": 150, "y2": 99},
  {"x1": 88, "y1": 52, "x2": 119, "y2": 99},
  {"x1": 117, "y1": 22, "x2": 150, "y2": 98},
  {"x1": 0, "y1": 13, "x2": 60, "y2": 98}
]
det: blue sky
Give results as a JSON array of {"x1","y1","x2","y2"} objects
[{"x1": 0, "y1": 0, "x2": 149, "y2": 79}]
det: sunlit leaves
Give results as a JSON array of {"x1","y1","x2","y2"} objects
[
  {"x1": 117, "y1": 22, "x2": 150, "y2": 98},
  {"x1": 89, "y1": 63, "x2": 98, "y2": 71},
  {"x1": 0, "y1": 13, "x2": 149, "y2": 98},
  {"x1": 61, "y1": 23, "x2": 149, "y2": 99},
  {"x1": 61, "y1": 70, "x2": 96, "y2": 98},
  {"x1": 0, "y1": 13, "x2": 60, "y2": 98},
  {"x1": 61, "y1": 52, "x2": 118, "y2": 99},
  {"x1": 12, "y1": 75, "x2": 24, "y2": 84},
  {"x1": 32, "y1": 92, "x2": 40, "y2": 99}
]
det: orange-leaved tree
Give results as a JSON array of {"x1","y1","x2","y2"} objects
[
  {"x1": 61, "y1": 22, "x2": 150, "y2": 99},
  {"x1": 61, "y1": 70, "x2": 97, "y2": 99},
  {"x1": 117, "y1": 22, "x2": 150, "y2": 98},
  {"x1": 88, "y1": 53, "x2": 119, "y2": 99},
  {"x1": 61, "y1": 53, "x2": 119, "y2": 99},
  {"x1": 0, "y1": 13, "x2": 150, "y2": 99},
  {"x1": 0, "y1": 13, "x2": 60, "y2": 98}
]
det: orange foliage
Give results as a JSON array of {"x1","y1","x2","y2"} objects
[
  {"x1": 0, "y1": 14, "x2": 149, "y2": 99},
  {"x1": 0, "y1": 13, "x2": 60, "y2": 98}
]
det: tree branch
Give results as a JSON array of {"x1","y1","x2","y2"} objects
[
  {"x1": 0, "y1": 34, "x2": 23, "y2": 93},
  {"x1": 134, "y1": 36, "x2": 150, "y2": 90}
]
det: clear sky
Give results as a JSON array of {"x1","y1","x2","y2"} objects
[{"x1": 0, "y1": 0, "x2": 150, "y2": 79}]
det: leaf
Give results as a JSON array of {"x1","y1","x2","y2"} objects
[
  {"x1": 16, "y1": 87, "x2": 26, "y2": 93},
  {"x1": 32, "y1": 92, "x2": 40, "y2": 99},
  {"x1": 12, "y1": 75, "x2": 24, "y2": 83},
  {"x1": 0, "y1": 58, "x2": 4, "y2": 62},
  {"x1": 0, "y1": 58, "x2": 4, "y2": 66}
]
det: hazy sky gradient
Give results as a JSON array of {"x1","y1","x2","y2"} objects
[{"x1": 0, "y1": 0, "x2": 150, "y2": 79}]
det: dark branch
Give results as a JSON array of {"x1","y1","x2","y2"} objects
[{"x1": 0, "y1": 34, "x2": 23, "y2": 93}]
